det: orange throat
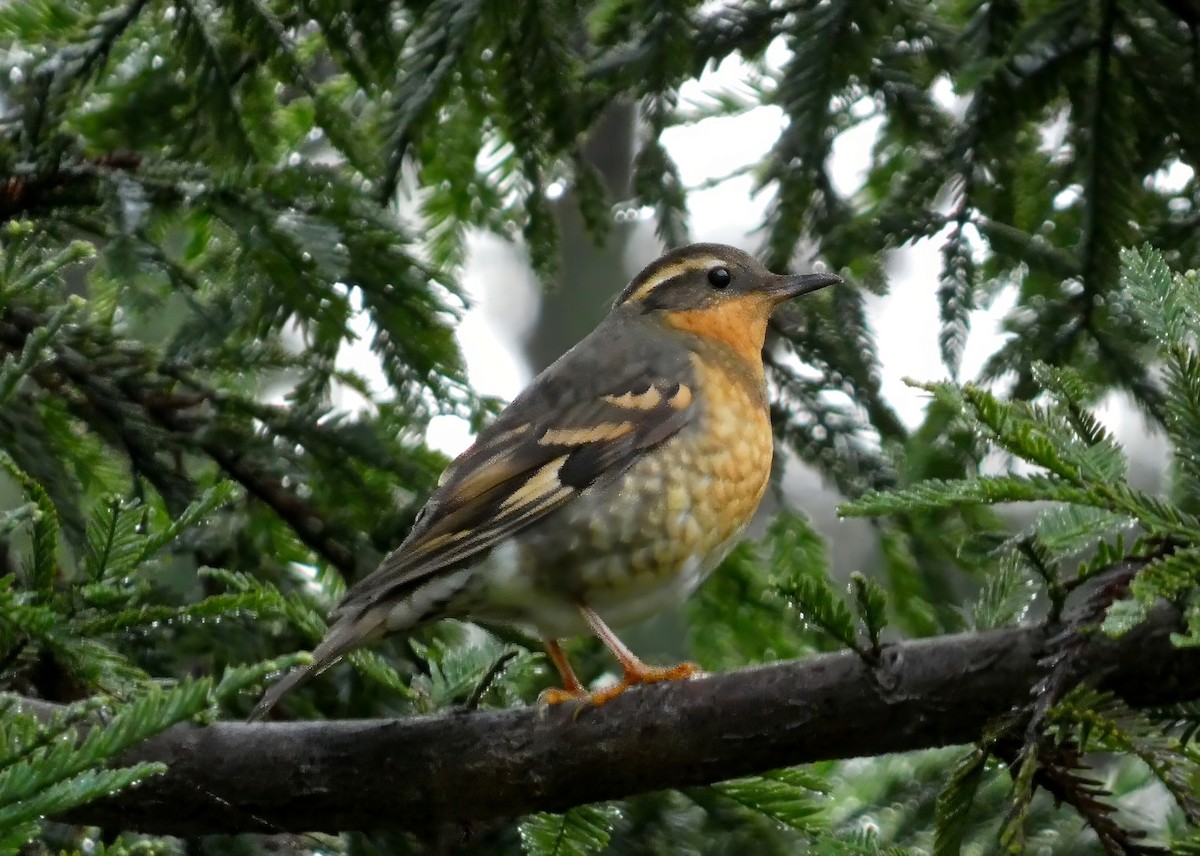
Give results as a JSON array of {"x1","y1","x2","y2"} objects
[{"x1": 663, "y1": 296, "x2": 772, "y2": 377}]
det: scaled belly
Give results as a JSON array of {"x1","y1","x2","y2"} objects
[{"x1": 468, "y1": 354, "x2": 773, "y2": 639}]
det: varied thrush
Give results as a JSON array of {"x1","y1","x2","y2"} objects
[{"x1": 252, "y1": 243, "x2": 838, "y2": 718}]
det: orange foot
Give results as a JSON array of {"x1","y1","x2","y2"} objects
[{"x1": 541, "y1": 661, "x2": 703, "y2": 708}]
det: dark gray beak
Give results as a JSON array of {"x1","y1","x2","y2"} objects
[{"x1": 768, "y1": 270, "x2": 842, "y2": 302}]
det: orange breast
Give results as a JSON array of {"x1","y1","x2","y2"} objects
[
  {"x1": 601, "y1": 346, "x2": 773, "y2": 580},
  {"x1": 676, "y1": 349, "x2": 774, "y2": 543},
  {"x1": 484, "y1": 339, "x2": 775, "y2": 626}
]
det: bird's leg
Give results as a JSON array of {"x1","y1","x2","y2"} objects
[
  {"x1": 575, "y1": 605, "x2": 701, "y2": 706},
  {"x1": 538, "y1": 638, "x2": 589, "y2": 704}
]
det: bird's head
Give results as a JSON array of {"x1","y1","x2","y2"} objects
[{"x1": 613, "y1": 243, "x2": 840, "y2": 365}]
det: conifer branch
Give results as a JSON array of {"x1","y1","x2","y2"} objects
[
  {"x1": 35, "y1": 603, "x2": 1200, "y2": 837},
  {"x1": 0, "y1": 156, "x2": 141, "y2": 223},
  {"x1": 0, "y1": 304, "x2": 363, "y2": 578}
]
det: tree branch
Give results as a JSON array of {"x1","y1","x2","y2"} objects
[
  {"x1": 35, "y1": 605, "x2": 1200, "y2": 836},
  {"x1": 0, "y1": 156, "x2": 142, "y2": 224},
  {"x1": 0, "y1": 304, "x2": 364, "y2": 578}
]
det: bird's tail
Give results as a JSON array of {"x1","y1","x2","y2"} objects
[{"x1": 248, "y1": 606, "x2": 387, "y2": 721}]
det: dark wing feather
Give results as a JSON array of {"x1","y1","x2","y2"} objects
[
  {"x1": 250, "y1": 316, "x2": 694, "y2": 719},
  {"x1": 336, "y1": 316, "x2": 696, "y2": 618}
]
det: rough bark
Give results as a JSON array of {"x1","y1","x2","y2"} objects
[{"x1": 35, "y1": 605, "x2": 1200, "y2": 836}]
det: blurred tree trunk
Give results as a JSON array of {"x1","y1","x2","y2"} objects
[{"x1": 525, "y1": 101, "x2": 636, "y2": 372}]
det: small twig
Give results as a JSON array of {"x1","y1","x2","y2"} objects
[{"x1": 464, "y1": 650, "x2": 519, "y2": 711}]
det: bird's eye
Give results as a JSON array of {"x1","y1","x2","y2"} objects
[{"x1": 707, "y1": 267, "x2": 732, "y2": 288}]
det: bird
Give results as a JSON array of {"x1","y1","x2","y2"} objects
[{"x1": 251, "y1": 243, "x2": 839, "y2": 719}]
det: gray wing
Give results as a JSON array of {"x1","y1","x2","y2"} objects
[{"x1": 250, "y1": 316, "x2": 695, "y2": 718}]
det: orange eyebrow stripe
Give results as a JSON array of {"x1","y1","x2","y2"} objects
[{"x1": 625, "y1": 255, "x2": 727, "y2": 303}]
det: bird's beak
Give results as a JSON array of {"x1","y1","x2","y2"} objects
[{"x1": 767, "y1": 270, "x2": 842, "y2": 303}]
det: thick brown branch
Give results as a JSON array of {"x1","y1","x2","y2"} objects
[{"x1": 45, "y1": 606, "x2": 1200, "y2": 836}]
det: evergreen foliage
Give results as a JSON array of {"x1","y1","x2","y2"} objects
[
  {"x1": 1, "y1": 0, "x2": 1200, "y2": 853},
  {"x1": 520, "y1": 804, "x2": 622, "y2": 856},
  {"x1": 843, "y1": 247, "x2": 1200, "y2": 853}
]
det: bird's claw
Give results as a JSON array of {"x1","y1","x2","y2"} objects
[{"x1": 540, "y1": 660, "x2": 704, "y2": 717}]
